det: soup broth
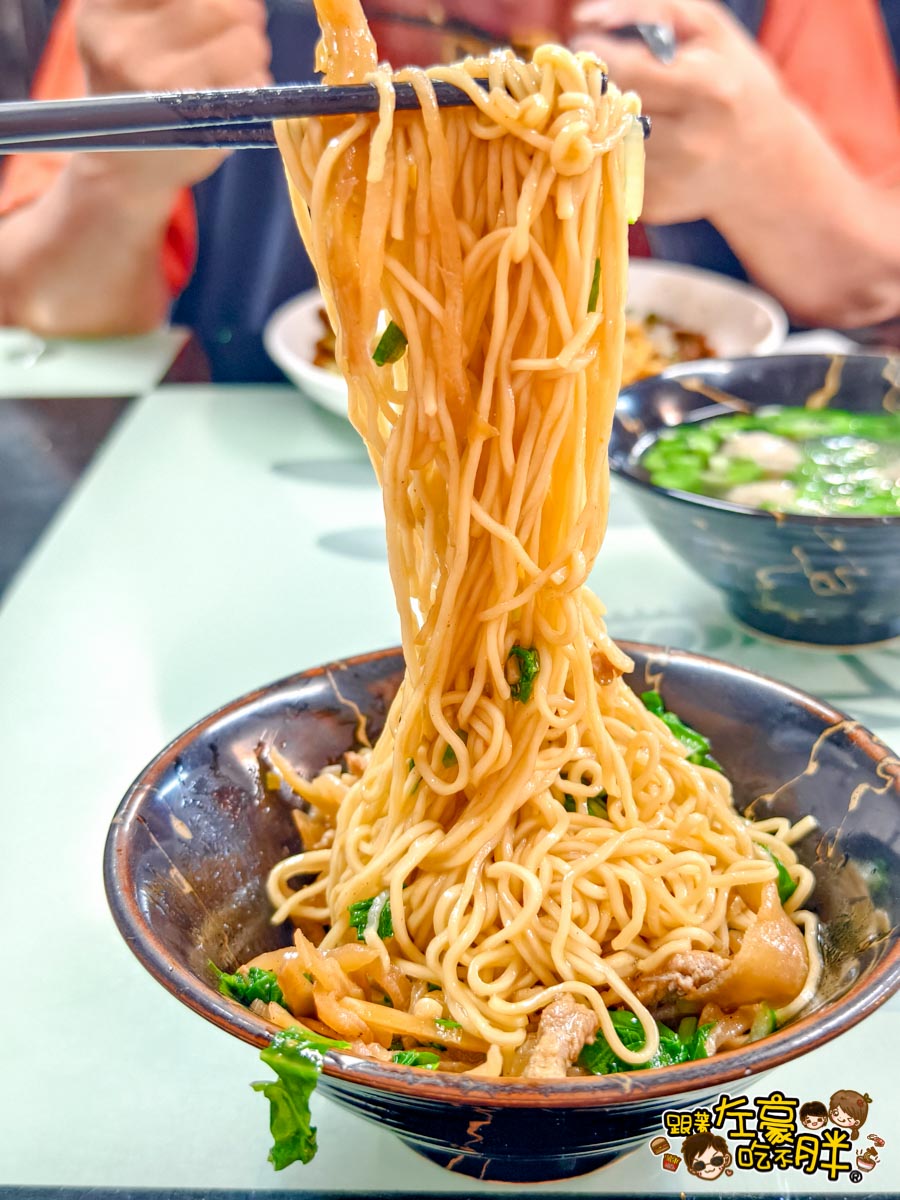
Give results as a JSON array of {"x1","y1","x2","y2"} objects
[{"x1": 641, "y1": 407, "x2": 900, "y2": 516}]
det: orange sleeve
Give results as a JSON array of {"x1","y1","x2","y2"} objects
[
  {"x1": 759, "y1": 0, "x2": 900, "y2": 185},
  {"x1": 0, "y1": 0, "x2": 197, "y2": 296}
]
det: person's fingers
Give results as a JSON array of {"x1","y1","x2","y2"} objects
[
  {"x1": 94, "y1": 0, "x2": 268, "y2": 50},
  {"x1": 156, "y1": 0, "x2": 268, "y2": 45},
  {"x1": 233, "y1": 0, "x2": 270, "y2": 36},
  {"x1": 570, "y1": 0, "x2": 715, "y2": 42},
  {"x1": 569, "y1": 32, "x2": 689, "y2": 114},
  {"x1": 79, "y1": 0, "x2": 273, "y2": 93},
  {"x1": 180, "y1": 20, "x2": 273, "y2": 89}
]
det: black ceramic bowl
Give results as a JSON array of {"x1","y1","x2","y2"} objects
[
  {"x1": 611, "y1": 354, "x2": 900, "y2": 645},
  {"x1": 104, "y1": 645, "x2": 900, "y2": 1183}
]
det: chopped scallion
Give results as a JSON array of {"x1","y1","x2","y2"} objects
[
  {"x1": 372, "y1": 321, "x2": 408, "y2": 366},
  {"x1": 508, "y1": 644, "x2": 540, "y2": 702},
  {"x1": 348, "y1": 892, "x2": 394, "y2": 941},
  {"x1": 587, "y1": 258, "x2": 601, "y2": 313},
  {"x1": 760, "y1": 845, "x2": 798, "y2": 905},
  {"x1": 392, "y1": 1049, "x2": 440, "y2": 1069}
]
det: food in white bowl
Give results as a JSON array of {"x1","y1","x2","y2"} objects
[
  {"x1": 625, "y1": 260, "x2": 787, "y2": 376},
  {"x1": 264, "y1": 288, "x2": 347, "y2": 417}
]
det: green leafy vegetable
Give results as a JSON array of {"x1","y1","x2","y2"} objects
[
  {"x1": 641, "y1": 690, "x2": 665, "y2": 717},
  {"x1": 563, "y1": 788, "x2": 608, "y2": 817},
  {"x1": 587, "y1": 258, "x2": 601, "y2": 314},
  {"x1": 348, "y1": 891, "x2": 394, "y2": 942},
  {"x1": 861, "y1": 858, "x2": 889, "y2": 904},
  {"x1": 211, "y1": 962, "x2": 285, "y2": 1008},
  {"x1": 641, "y1": 691, "x2": 722, "y2": 772},
  {"x1": 392, "y1": 1049, "x2": 441, "y2": 1069},
  {"x1": 372, "y1": 321, "x2": 408, "y2": 366},
  {"x1": 684, "y1": 1021, "x2": 715, "y2": 1060},
  {"x1": 406, "y1": 758, "x2": 421, "y2": 793},
  {"x1": 442, "y1": 730, "x2": 468, "y2": 768},
  {"x1": 760, "y1": 845, "x2": 798, "y2": 904},
  {"x1": 749, "y1": 1004, "x2": 778, "y2": 1042},
  {"x1": 508, "y1": 645, "x2": 540, "y2": 702},
  {"x1": 578, "y1": 1010, "x2": 714, "y2": 1075},
  {"x1": 676, "y1": 1015, "x2": 697, "y2": 1043},
  {"x1": 704, "y1": 454, "x2": 766, "y2": 489},
  {"x1": 434, "y1": 1017, "x2": 462, "y2": 1031},
  {"x1": 252, "y1": 1026, "x2": 349, "y2": 1170},
  {"x1": 587, "y1": 791, "x2": 608, "y2": 819}
]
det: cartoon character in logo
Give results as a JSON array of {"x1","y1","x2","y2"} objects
[
  {"x1": 829, "y1": 1090, "x2": 872, "y2": 1141},
  {"x1": 682, "y1": 1133, "x2": 733, "y2": 1180},
  {"x1": 800, "y1": 1101, "x2": 829, "y2": 1130}
]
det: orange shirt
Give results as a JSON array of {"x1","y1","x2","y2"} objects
[
  {"x1": 1, "y1": 0, "x2": 898, "y2": 297},
  {"x1": 759, "y1": 0, "x2": 900, "y2": 185},
  {"x1": 0, "y1": 0, "x2": 196, "y2": 294}
]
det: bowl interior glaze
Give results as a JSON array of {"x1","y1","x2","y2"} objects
[{"x1": 105, "y1": 644, "x2": 900, "y2": 1181}]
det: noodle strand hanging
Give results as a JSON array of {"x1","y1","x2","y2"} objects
[{"x1": 248, "y1": 0, "x2": 819, "y2": 1076}]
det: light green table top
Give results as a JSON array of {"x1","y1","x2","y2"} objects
[
  {"x1": 0, "y1": 327, "x2": 186, "y2": 398},
  {"x1": 1, "y1": 385, "x2": 898, "y2": 1196}
]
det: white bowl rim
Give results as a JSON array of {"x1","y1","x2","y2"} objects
[
  {"x1": 263, "y1": 288, "x2": 347, "y2": 417},
  {"x1": 627, "y1": 259, "x2": 789, "y2": 357},
  {"x1": 265, "y1": 266, "x2": 790, "y2": 412}
]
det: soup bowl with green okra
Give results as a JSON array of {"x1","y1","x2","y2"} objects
[{"x1": 610, "y1": 355, "x2": 900, "y2": 645}]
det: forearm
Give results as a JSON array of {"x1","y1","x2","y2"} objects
[
  {"x1": 707, "y1": 105, "x2": 900, "y2": 330},
  {"x1": 0, "y1": 156, "x2": 177, "y2": 336}
]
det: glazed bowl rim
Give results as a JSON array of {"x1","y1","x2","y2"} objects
[
  {"x1": 611, "y1": 354, "x2": 900, "y2": 528},
  {"x1": 104, "y1": 641, "x2": 900, "y2": 1109}
]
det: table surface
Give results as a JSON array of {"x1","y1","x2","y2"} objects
[{"x1": 1, "y1": 384, "x2": 899, "y2": 1198}]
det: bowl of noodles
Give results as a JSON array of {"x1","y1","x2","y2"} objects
[
  {"x1": 106, "y1": 0, "x2": 897, "y2": 1182},
  {"x1": 105, "y1": 644, "x2": 900, "y2": 1181},
  {"x1": 610, "y1": 354, "x2": 900, "y2": 645}
]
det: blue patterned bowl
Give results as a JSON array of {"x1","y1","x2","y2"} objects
[
  {"x1": 611, "y1": 355, "x2": 900, "y2": 645},
  {"x1": 104, "y1": 645, "x2": 900, "y2": 1182}
]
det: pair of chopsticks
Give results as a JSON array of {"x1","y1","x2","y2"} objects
[
  {"x1": 0, "y1": 81, "x2": 650, "y2": 153},
  {"x1": 0, "y1": 13, "x2": 669, "y2": 156},
  {"x1": 0, "y1": 81, "x2": 479, "y2": 154}
]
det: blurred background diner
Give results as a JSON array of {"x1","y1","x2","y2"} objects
[{"x1": 0, "y1": 0, "x2": 898, "y2": 383}]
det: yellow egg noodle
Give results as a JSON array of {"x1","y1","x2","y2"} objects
[{"x1": 245, "y1": 0, "x2": 820, "y2": 1075}]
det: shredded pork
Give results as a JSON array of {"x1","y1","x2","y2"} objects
[
  {"x1": 632, "y1": 951, "x2": 729, "y2": 1008},
  {"x1": 633, "y1": 883, "x2": 808, "y2": 1012},
  {"x1": 523, "y1": 994, "x2": 599, "y2": 1079}
]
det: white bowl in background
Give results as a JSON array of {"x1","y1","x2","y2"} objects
[
  {"x1": 265, "y1": 264, "x2": 789, "y2": 416},
  {"x1": 626, "y1": 259, "x2": 788, "y2": 358},
  {"x1": 264, "y1": 288, "x2": 347, "y2": 417}
]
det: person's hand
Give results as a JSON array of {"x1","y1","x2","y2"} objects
[
  {"x1": 74, "y1": 0, "x2": 273, "y2": 193},
  {"x1": 570, "y1": 0, "x2": 790, "y2": 224}
]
